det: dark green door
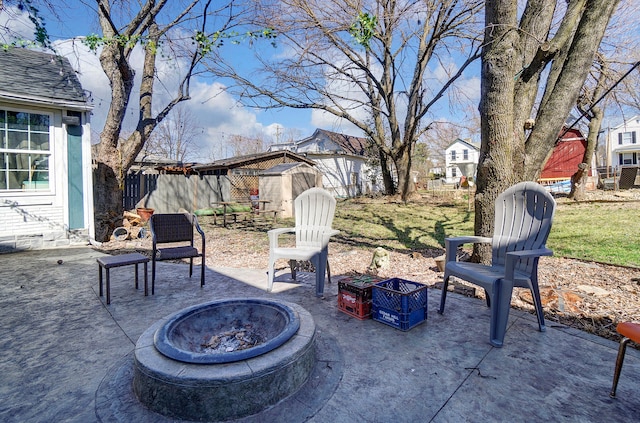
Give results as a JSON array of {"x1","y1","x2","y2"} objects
[{"x1": 67, "y1": 124, "x2": 84, "y2": 229}]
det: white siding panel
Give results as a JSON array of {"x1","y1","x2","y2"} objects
[{"x1": 0, "y1": 203, "x2": 65, "y2": 236}]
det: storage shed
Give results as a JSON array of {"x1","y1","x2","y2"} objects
[{"x1": 259, "y1": 163, "x2": 323, "y2": 218}]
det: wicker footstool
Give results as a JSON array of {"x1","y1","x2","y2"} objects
[{"x1": 97, "y1": 253, "x2": 150, "y2": 305}]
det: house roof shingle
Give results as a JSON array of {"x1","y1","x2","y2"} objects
[
  {"x1": 0, "y1": 48, "x2": 88, "y2": 106},
  {"x1": 314, "y1": 129, "x2": 369, "y2": 155}
]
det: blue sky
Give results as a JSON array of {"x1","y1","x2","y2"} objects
[{"x1": 0, "y1": 2, "x2": 481, "y2": 162}]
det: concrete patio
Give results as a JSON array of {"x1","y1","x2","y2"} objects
[{"x1": 0, "y1": 246, "x2": 638, "y2": 422}]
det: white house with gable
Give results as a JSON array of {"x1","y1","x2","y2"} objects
[
  {"x1": 608, "y1": 116, "x2": 640, "y2": 169},
  {"x1": 444, "y1": 138, "x2": 480, "y2": 184},
  {"x1": 269, "y1": 129, "x2": 381, "y2": 197},
  {"x1": 0, "y1": 48, "x2": 94, "y2": 251}
]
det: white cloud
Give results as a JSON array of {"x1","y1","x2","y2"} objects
[
  {"x1": 0, "y1": 5, "x2": 35, "y2": 43},
  {"x1": 52, "y1": 38, "x2": 284, "y2": 161},
  {"x1": 455, "y1": 76, "x2": 481, "y2": 101}
]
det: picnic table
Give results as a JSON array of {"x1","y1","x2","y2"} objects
[{"x1": 209, "y1": 200, "x2": 277, "y2": 226}]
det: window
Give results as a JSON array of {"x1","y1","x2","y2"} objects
[
  {"x1": 451, "y1": 167, "x2": 457, "y2": 178},
  {"x1": 450, "y1": 150, "x2": 456, "y2": 161},
  {"x1": 463, "y1": 149, "x2": 469, "y2": 160},
  {"x1": 620, "y1": 153, "x2": 638, "y2": 166},
  {"x1": 0, "y1": 109, "x2": 51, "y2": 190},
  {"x1": 618, "y1": 131, "x2": 637, "y2": 145}
]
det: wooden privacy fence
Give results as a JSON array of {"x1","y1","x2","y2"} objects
[
  {"x1": 125, "y1": 173, "x2": 228, "y2": 214},
  {"x1": 123, "y1": 172, "x2": 158, "y2": 210}
]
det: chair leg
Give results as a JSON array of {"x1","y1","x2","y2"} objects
[
  {"x1": 151, "y1": 257, "x2": 156, "y2": 295},
  {"x1": 326, "y1": 259, "x2": 332, "y2": 284},
  {"x1": 267, "y1": 255, "x2": 276, "y2": 292},
  {"x1": 528, "y1": 277, "x2": 546, "y2": 332},
  {"x1": 200, "y1": 256, "x2": 205, "y2": 287},
  {"x1": 438, "y1": 275, "x2": 450, "y2": 314},
  {"x1": 489, "y1": 279, "x2": 515, "y2": 348},
  {"x1": 314, "y1": 254, "x2": 327, "y2": 297},
  {"x1": 289, "y1": 259, "x2": 297, "y2": 280},
  {"x1": 189, "y1": 257, "x2": 193, "y2": 277},
  {"x1": 610, "y1": 337, "x2": 630, "y2": 398}
]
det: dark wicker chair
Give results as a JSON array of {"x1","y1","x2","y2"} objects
[{"x1": 149, "y1": 213, "x2": 206, "y2": 292}]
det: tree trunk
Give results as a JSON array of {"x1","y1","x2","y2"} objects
[
  {"x1": 569, "y1": 106, "x2": 603, "y2": 200},
  {"x1": 93, "y1": 163, "x2": 124, "y2": 242},
  {"x1": 378, "y1": 149, "x2": 395, "y2": 195},
  {"x1": 396, "y1": 144, "x2": 415, "y2": 202},
  {"x1": 475, "y1": 0, "x2": 618, "y2": 262},
  {"x1": 474, "y1": 0, "x2": 520, "y2": 262}
]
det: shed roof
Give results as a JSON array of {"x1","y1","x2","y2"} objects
[
  {"x1": 260, "y1": 162, "x2": 317, "y2": 175},
  {"x1": 194, "y1": 150, "x2": 315, "y2": 171},
  {"x1": 0, "y1": 48, "x2": 89, "y2": 107}
]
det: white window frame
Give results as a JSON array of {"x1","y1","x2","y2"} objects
[
  {"x1": 620, "y1": 153, "x2": 637, "y2": 166},
  {"x1": 619, "y1": 131, "x2": 636, "y2": 145},
  {"x1": 0, "y1": 108, "x2": 53, "y2": 192}
]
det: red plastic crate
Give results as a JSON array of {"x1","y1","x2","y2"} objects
[
  {"x1": 372, "y1": 278, "x2": 428, "y2": 331},
  {"x1": 338, "y1": 275, "x2": 383, "y2": 320},
  {"x1": 338, "y1": 293, "x2": 372, "y2": 320}
]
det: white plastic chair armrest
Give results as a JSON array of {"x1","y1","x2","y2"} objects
[
  {"x1": 268, "y1": 227, "x2": 295, "y2": 249},
  {"x1": 319, "y1": 229, "x2": 340, "y2": 247}
]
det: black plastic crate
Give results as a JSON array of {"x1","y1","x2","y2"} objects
[{"x1": 338, "y1": 275, "x2": 383, "y2": 302}]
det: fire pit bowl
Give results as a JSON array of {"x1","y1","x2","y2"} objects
[
  {"x1": 154, "y1": 298, "x2": 300, "y2": 364},
  {"x1": 133, "y1": 298, "x2": 316, "y2": 421}
]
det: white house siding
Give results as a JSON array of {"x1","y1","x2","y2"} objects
[
  {"x1": 608, "y1": 116, "x2": 640, "y2": 170},
  {"x1": 306, "y1": 154, "x2": 359, "y2": 198},
  {"x1": 295, "y1": 139, "x2": 377, "y2": 197},
  {"x1": 444, "y1": 139, "x2": 480, "y2": 184},
  {"x1": 269, "y1": 129, "x2": 381, "y2": 198},
  {"x1": 0, "y1": 106, "x2": 93, "y2": 251}
]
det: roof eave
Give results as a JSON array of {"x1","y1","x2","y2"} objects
[{"x1": 0, "y1": 91, "x2": 93, "y2": 111}]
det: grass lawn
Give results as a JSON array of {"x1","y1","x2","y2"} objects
[{"x1": 329, "y1": 194, "x2": 640, "y2": 268}]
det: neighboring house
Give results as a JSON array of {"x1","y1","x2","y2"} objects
[
  {"x1": 269, "y1": 128, "x2": 380, "y2": 198},
  {"x1": 608, "y1": 115, "x2": 640, "y2": 169},
  {"x1": 0, "y1": 48, "x2": 93, "y2": 251},
  {"x1": 444, "y1": 139, "x2": 480, "y2": 184}
]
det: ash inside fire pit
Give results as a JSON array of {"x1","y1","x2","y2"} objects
[
  {"x1": 200, "y1": 323, "x2": 266, "y2": 353},
  {"x1": 154, "y1": 298, "x2": 300, "y2": 364}
]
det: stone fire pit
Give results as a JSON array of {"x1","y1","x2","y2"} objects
[
  {"x1": 153, "y1": 297, "x2": 300, "y2": 364},
  {"x1": 133, "y1": 298, "x2": 316, "y2": 421}
]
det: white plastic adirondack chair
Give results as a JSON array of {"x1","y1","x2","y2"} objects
[
  {"x1": 438, "y1": 182, "x2": 556, "y2": 347},
  {"x1": 267, "y1": 187, "x2": 340, "y2": 297}
]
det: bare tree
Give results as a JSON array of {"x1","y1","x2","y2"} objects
[
  {"x1": 226, "y1": 133, "x2": 265, "y2": 156},
  {"x1": 144, "y1": 104, "x2": 200, "y2": 162},
  {"x1": 476, "y1": 0, "x2": 619, "y2": 261},
  {"x1": 0, "y1": 0, "x2": 53, "y2": 49},
  {"x1": 205, "y1": 0, "x2": 483, "y2": 199},
  {"x1": 568, "y1": 1, "x2": 640, "y2": 200},
  {"x1": 569, "y1": 56, "x2": 608, "y2": 200},
  {"x1": 420, "y1": 118, "x2": 480, "y2": 172},
  {"x1": 90, "y1": 0, "x2": 250, "y2": 241}
]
